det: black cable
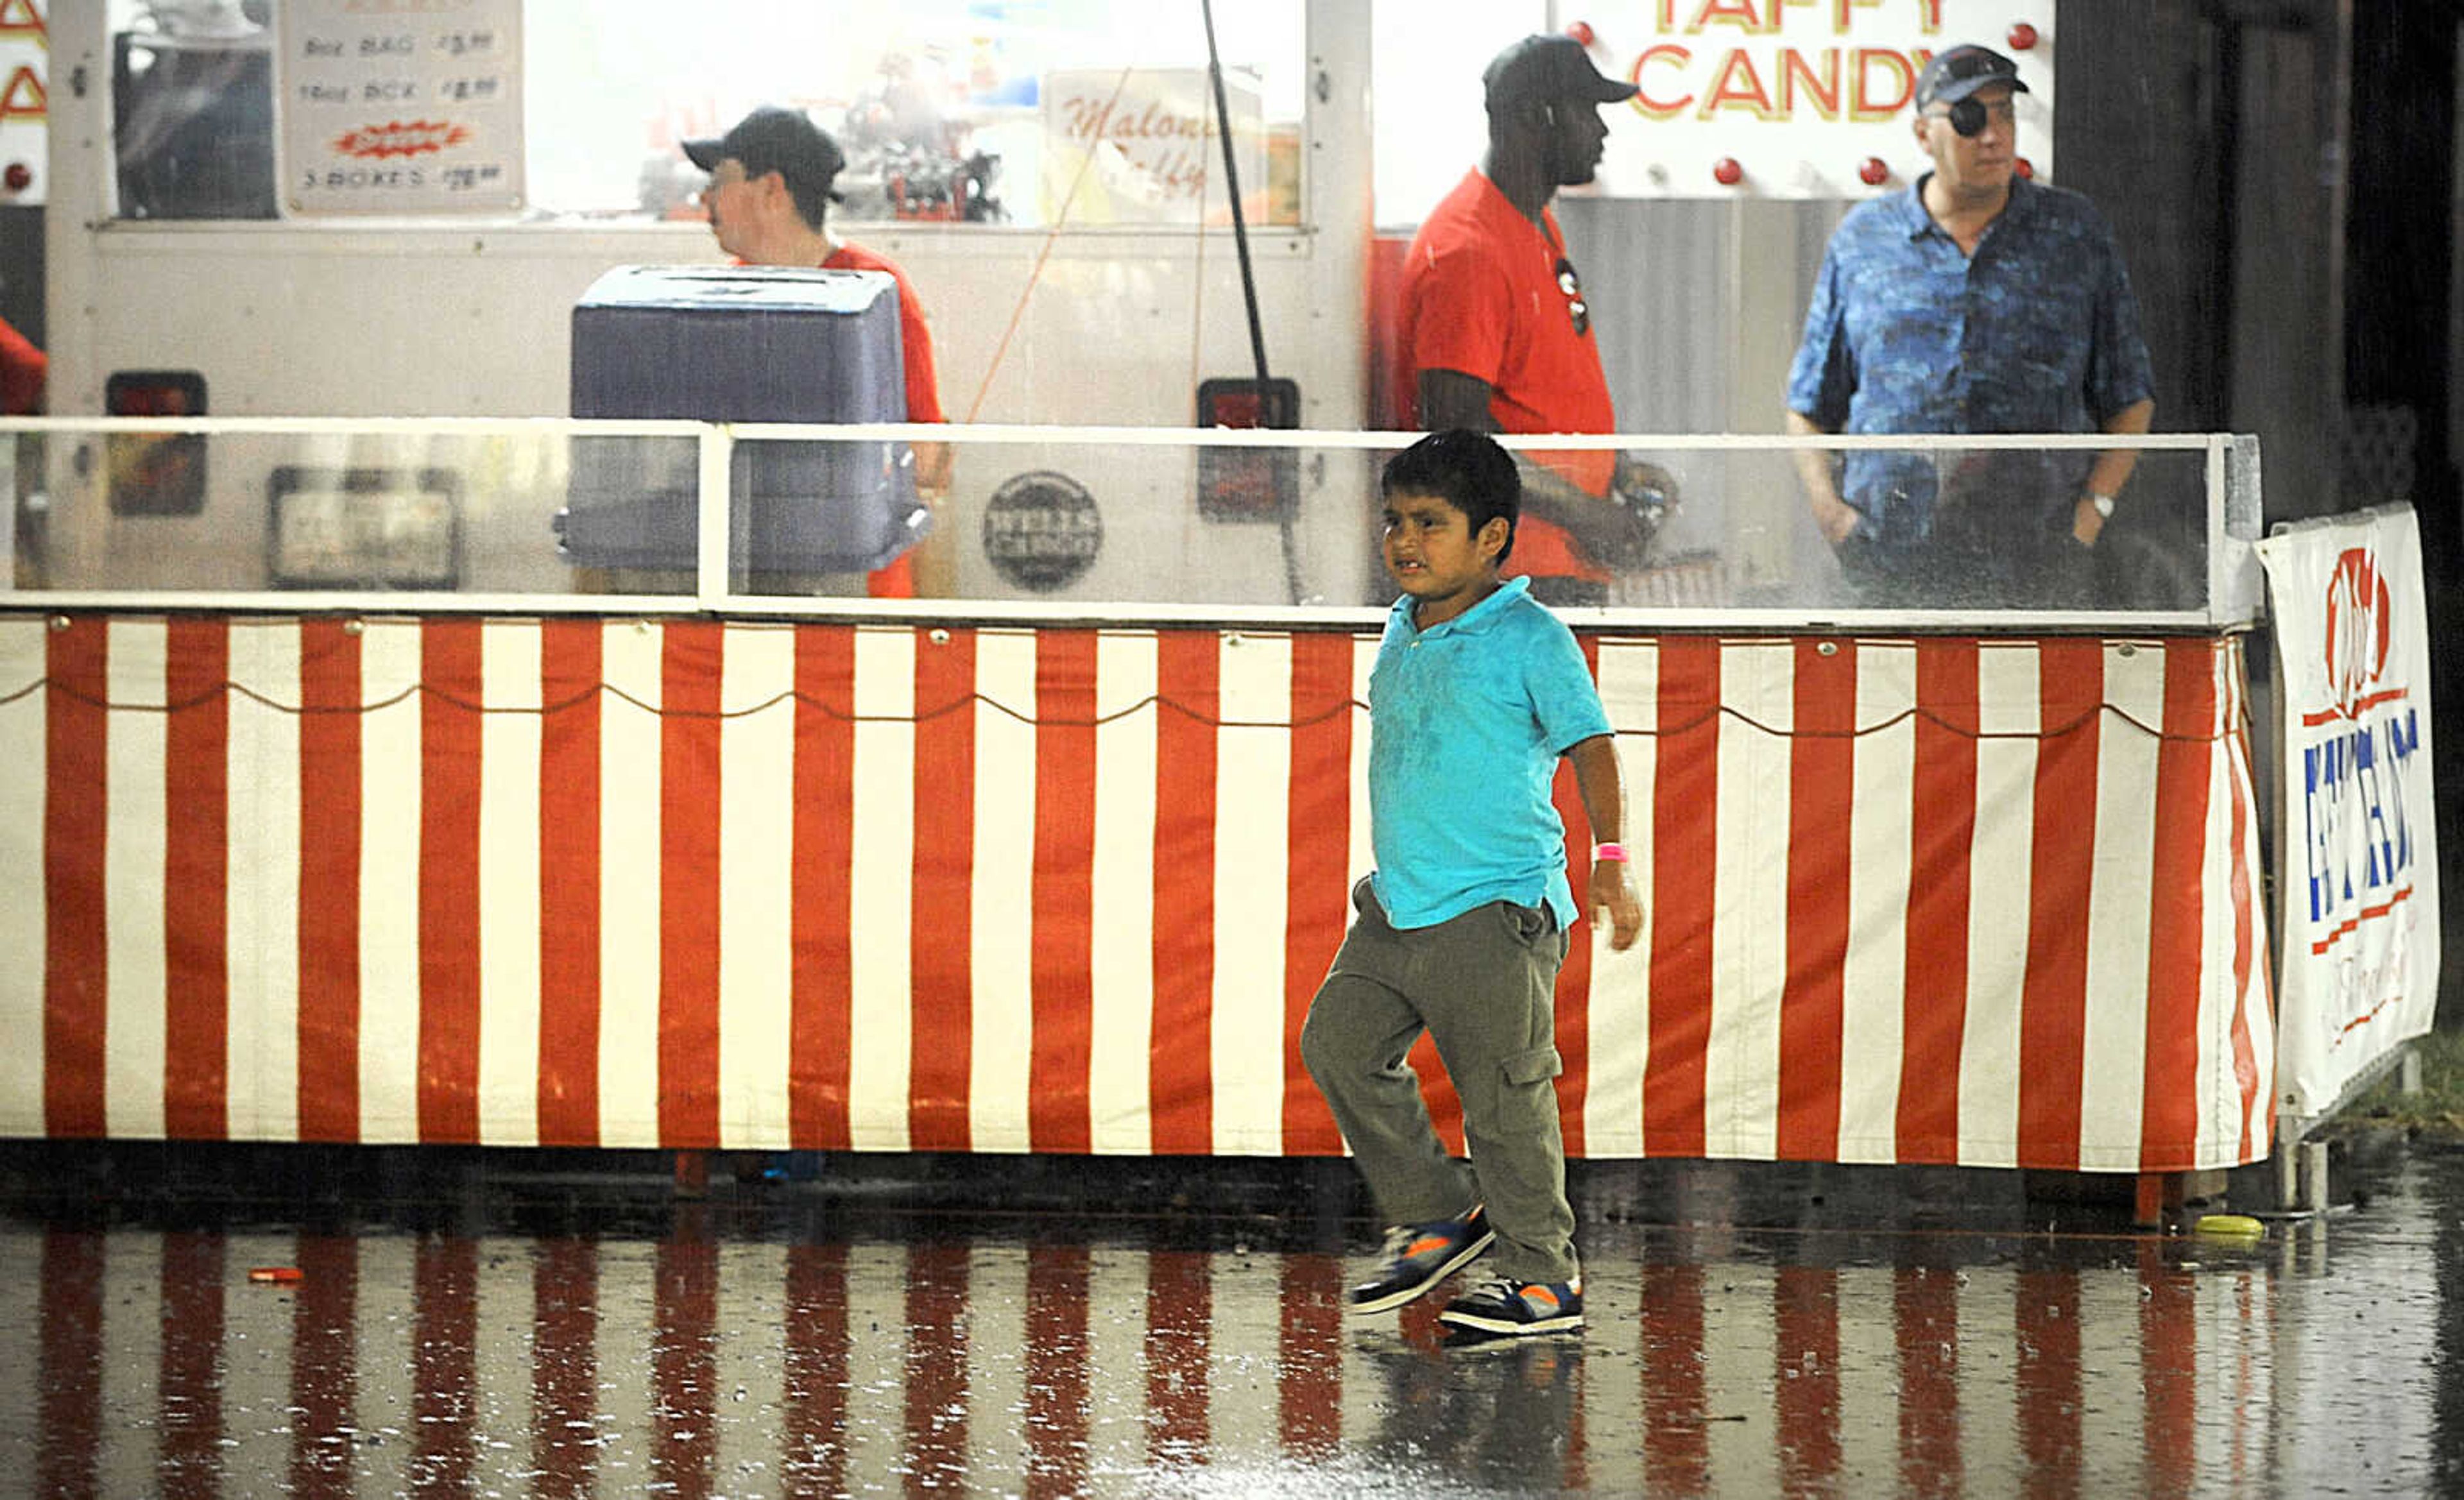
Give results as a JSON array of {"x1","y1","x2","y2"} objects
[{"x1": 1199, "y1": 0, "x2": 1306, "y2": 607}]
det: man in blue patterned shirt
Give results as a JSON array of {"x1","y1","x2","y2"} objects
[{"x1": 1784, "y1": 44, "x2": 2155, "y2": 607}]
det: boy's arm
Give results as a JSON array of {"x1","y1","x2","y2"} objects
[{"x1": 1566, "y1": 734, "x2": 1643, "y2": 951}]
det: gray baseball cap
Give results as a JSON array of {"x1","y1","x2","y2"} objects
[
  {"x1": 1913, "y1": 45, "x2": 2030, "y2": 110},
  {"x1": 1483, "y1": 33, "x2": 1639, "y2": 111}
]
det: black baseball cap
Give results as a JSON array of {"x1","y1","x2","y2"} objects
[
  {"x1": 1913, "y1": 45, "x2": 2029, "y2": 110},
  {"x1": 1483, "y1": 33, "x2": 1639, "y2": 111},
  {"x1": 682, "y1": 105, "x2": 846, "y2": 200}
]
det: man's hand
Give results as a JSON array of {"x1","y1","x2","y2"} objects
[
  {"x1": 1589, "y1": 858, "x2": 1642, "y2": 951},
  {"x1": 2070, "y1": 492, "x2": 2107, "y2": 547},
  {"x1": 1523, "y1": 465, "x2": 1659, "y2": 570},
  {"x1": 1812, "y1": 490, "x2": 1862, "y2": 545},
  {"x1": 1786, "y1": 410, "x2": 1861, "y2": 547},
  {"x1": 1416, "y1": 368, "x2": 1656, "y2": 570}
]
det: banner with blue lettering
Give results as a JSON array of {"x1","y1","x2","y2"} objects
[{"x1": 2257, "y1": 506, "x2": 2440, "y2": 1121}]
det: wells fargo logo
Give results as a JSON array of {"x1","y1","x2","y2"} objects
[
  {"x1": 332, "y1": 121, "x2": 470, "y2": 160},
  {"x1": 2322, "y1": 546, "x2": 2395, "y2": 720}
]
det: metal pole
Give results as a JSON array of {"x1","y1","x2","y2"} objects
[{"x1": 1201, "y1": 0, "x2": 1273, "y2": 386}]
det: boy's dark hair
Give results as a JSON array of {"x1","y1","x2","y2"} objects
[{"x1": 1382, "y1": 429, "x2": 1521, "y2": 563}]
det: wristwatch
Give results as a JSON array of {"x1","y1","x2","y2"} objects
[{"x1": 2086, "y1": 490, "x2": 2117, "y2": 518}]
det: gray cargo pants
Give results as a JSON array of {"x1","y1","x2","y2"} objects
[{"x1": 1299, "y1": 875, "x2": 1578, "y2": 1285}]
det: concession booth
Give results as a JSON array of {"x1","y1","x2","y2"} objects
[{"x1": 3, "y1": 0, "x2": 2431, "y2": 1213}]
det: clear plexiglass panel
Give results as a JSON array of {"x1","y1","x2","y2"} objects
[
  {"x1": 10, "y1": 421, "x2": 704, "y2": 604},
  {"x1": 6, "y1": 420, "x2": 2259, "y2": 628}
]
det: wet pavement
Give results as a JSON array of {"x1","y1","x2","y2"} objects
[{"x1": 1, "y1": 1140, "x2": 2457, "y2": 1497}]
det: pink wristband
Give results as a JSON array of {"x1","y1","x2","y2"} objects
[{"x1": 1592, "y1": 842, "x2": 1629, "y2": 862}]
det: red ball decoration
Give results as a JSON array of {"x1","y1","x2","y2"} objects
[
  {"x1": 2008, "y1": 22, "x2": 2039, "y2": 50},
  {"x1": 1566, "y1": 20, "x2": 1597, "y2": 47},
  {"x1": 1713, "y1": 157, "x2": 1743, "y2": 186},
  {"x1": 1, "y1": 162, "x2": 26, "y2": 192},
  {"x1": 1858, "y1": 157, "x2": 1889, "y2": 186},
  {"x1": 2014, "y1": 157, "x2": 2035, "y2": 179}
]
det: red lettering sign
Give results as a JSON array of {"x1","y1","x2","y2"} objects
[
  {"x1": 1852, "y1": 47, "x2": 1916, "y2": 120},
  {"x1": 1699, "y1": 49, "x2": 1777, "y2": 119},
  {"x1": 332, "y1": 121, "x2": 472, "y2": 159},
  {"x1": 1633, "y1": 44, "x2": 1695, "y2": 118},
  {"x1": 1691, "y1": 0, "x2": 1765, "y2": 32},
  {"x1": 0, "y1": 64, "x2": 41, "y2": 122},
  {"x1": 1781, "y1": 48, "x2": 1841, "y2": 117}
]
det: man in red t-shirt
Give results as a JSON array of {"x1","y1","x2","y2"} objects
[
  {"x1": 0, "y1": 314, "x2": 44, "y2": 415},
  {"x1": 684, "y1": 106, "x2": 950, "y2": 597},
  {"x1": 1396, "y1": 35, "x2": 1646, "y2": 606}
]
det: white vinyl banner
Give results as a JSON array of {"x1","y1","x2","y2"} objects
[{"x1": 2257, "y1": 506, "x2": 2441, "y2": 1121}]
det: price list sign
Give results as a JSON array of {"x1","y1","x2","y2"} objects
[{"x1": 279, "y1": 0, "x2": 524, "y2": 216}]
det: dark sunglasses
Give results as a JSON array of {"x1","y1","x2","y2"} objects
[{"x1": 1556, "y1": 257, "x2": 1589, "y2": 337}]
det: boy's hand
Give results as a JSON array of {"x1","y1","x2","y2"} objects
[{"x1": 1589, "y1": 858, "x2": 1643, "y2": 951}]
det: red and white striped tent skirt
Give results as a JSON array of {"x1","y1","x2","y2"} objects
[{"x1": 0, "y1": 615, "x2": 2273, "y2": 1170}]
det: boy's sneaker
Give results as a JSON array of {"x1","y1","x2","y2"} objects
[
  {"x1": 1437, "y1": 1274, "x2": 1584, "y2": 1336},
  {"x1": 1345, "y1": 1206, "x2": 1494, "y2": 1315}
]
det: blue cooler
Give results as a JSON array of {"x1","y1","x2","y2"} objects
[{"x1": 561, "y1": 264, "x2": 925, "y2": 573}]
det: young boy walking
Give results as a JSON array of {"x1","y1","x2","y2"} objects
[{"x1": 1301, "y1": 429, "x2": 1643, "y2": 1338}]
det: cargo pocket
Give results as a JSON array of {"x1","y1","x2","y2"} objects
[
  {"x1": 1496, "y1": 1044, "x2": 1565, "y2": 1134},
  {"x1": 1496, "y1": 899, "x2": 1552, "y2": 946}
]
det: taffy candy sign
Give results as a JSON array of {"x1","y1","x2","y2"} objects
[{"x1": 1578, "y1": 1, "x2": 2055, "y2": 197}]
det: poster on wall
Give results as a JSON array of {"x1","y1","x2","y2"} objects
[
  {"x1": 2257, "y1": 505, "x2": 2442, "y2": 1122},
  {"x1": 1575, "y1": 1, "x2": 2055, "y2": 198},
  {"x1": 278, "y1": 0, "x2": 524, "y2": 216}
]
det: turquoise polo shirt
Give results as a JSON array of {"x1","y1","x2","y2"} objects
[{"x1": 1366, "y1": 575, "x2": 1613, "y2": 930}]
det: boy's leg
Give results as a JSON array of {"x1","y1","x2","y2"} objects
[
  {"x1": 1412, "y1": 901, "x2": 1577, "y2": 1287},
  {"x1": 1300, "y1": 889, "x2": 1478, "y2": 1225}
]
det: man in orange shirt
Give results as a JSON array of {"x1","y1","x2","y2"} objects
[
  {"x1": 0, "y1": 314, "x2": 44, "y2": 415},
  {"x1": 684, "y1": 106, "x2": 950, "y2": 597},
  {"x1": 1396, "y1": 35, "x2": 1657, "y2": 607}
]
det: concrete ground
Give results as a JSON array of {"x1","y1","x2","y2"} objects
[{"x1": 0, "y1": 1137, "x2": 2452, "y2": 1497}]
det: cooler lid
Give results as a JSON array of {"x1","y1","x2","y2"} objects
[{"x1": 576, "y1": 263, "x2": 896, "y2": 314}]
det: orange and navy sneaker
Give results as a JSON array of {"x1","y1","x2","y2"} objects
[
  {"x1": 1437, "y1": 1274, "x2": 1584, "y2": 1336},
  {"x1": 1345, "y1": 1206, "x2": 1494, "y2": 1315}
]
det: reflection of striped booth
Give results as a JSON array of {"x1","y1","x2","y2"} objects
[
  {"x1": 0, "y1": 616, "x2": 2272, "y2": 1171},
  {"x1": 11, "y1": 1224, "x2": 2265, "y2": 1494}
]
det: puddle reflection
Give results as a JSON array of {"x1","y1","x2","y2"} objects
[{"x1": 5, "y1": 1155, "x2": 2458, "y2": 1496}]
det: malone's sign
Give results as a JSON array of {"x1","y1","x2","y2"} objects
[{"x1": 1040, "y1": 67, "x2": 1266, "y2": 225}]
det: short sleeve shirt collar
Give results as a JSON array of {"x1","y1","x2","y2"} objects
[{"x1": 1387, "y1": 574, "x2": 1532, "y2": 641}]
